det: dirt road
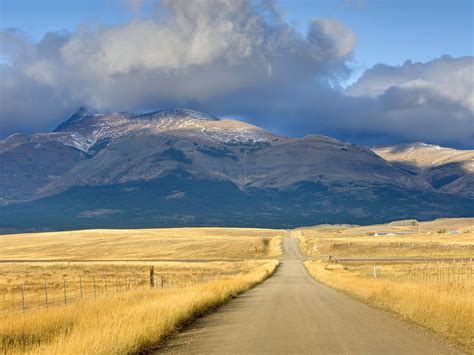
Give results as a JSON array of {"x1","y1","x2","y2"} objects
[{"x1": 158, "y1": 237, "x2": 460, "y2": 354}]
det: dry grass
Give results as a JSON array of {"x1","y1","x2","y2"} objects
[
  {"x1": 0, "y1": 227, "x2": 283, "y2": 260},
  {"x1": 1, "y1": 259, "x2": 278, "y2": 354},
  {"x1": 297, "y1": 218, "x2": 474, "y2": 258},
  {"x1": 304, "y1": 260, "x2": 474, "y2": 353},
  {"x1": 0, "y1": 228, "x2": 282, "y2": 352},
  {"x1": 0, "y1": 260, "x2": 270, "y2": 313}
]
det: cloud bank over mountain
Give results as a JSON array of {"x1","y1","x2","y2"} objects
[
  {"x1": 0, "y1": 0, "x2": 472, "y2": 148},
  {"x1": 339, "y1": 56, "x2": 474, "y2": 146}
]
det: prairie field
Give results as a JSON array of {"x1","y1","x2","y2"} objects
[
  {"x1": 1, "y1": 260, "x2": 279, "y2": 354},
  {"x1": 297, "y1": 218, "x2": 474, "y2": 258},
  {"x1": 304, "y1": 260, "x2": 473, "y2": 352},
  {"x1": 0, "y1": 227, "x2": 284, "y2": 260},
  {"x1": 2, "y1": 220, "x2": 473, "y2": 353},
  {"x1": 0, "y1": 228, "x2": 282, "y2": 354},
  {"x1": 301, "y1": 218, "x2": 474, "y2": 352},
  {"x1": 0, "y1": 260, "x2": 272, "y2": 313}
]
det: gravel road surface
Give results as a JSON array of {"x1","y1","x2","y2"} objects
[{"x1": 158, "y1": 237, "x2": 460, "y2": 354}]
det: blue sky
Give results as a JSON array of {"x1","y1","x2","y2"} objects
[
  {"x1": 279, "y1": 0, "x2": 473, "y2": 83},
  {"x1": 0, "y1": 0, "x2": 473, "y2": 147},
  {"x1": 1, "y1": 0, "x2": 472, "y2": 84}
]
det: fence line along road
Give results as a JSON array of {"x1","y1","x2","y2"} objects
[
  {"x1": 0, "y1": 258, "x2": 246, "y2": 263},
  {"x1": 335, "y1": 257, "x2": 474, "y2": 263},
  {"x1": 369, "y1": 262, "x2": 474, "y2": 283},
  {"x1": 0, "y1": 266, "x2": 208, "y2": 314}
]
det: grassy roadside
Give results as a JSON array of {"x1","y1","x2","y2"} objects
[
  {"x1": 304, "y1": 261, "x2": 473, "y2": 353},
  {"x1": 295, "y1": 218, "x2": 474, "y2": 259},
  {"x1": 1, "y1": 260, "x2": 278, "y2": 354}
]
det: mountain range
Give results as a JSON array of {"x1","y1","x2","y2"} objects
[
  {"x1": 1, "y1": 108, "x2": 473, "y2": 232},
  {"x1": 373, "y1": 143, "x2": 474, "y2": 198}
]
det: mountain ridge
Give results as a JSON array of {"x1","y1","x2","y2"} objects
[
  {"x1": 1, "y1": 108, "x2": 473, "y2": 232},
  {"x1": 372, "y1": 143, "x2": 474, "y2": 197}
]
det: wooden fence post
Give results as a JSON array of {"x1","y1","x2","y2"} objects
[{"x1": 150, "y1": 266, "x2": 155, "y2": 288}]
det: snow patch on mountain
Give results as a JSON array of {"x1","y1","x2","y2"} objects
[
  {"x1": 201, "y1": 127, "x2": 272, "y2": 145},
  {"x1": 51, "y1": 108, "x2": 275, "y2": 149},
  {"x1": 51, "y1": 133, "x2": 95, "y2": 152},
  {"x1": 138, "y1": 108, "x2": 219, "y2": 121}
]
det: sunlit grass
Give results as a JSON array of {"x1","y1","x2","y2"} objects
[
  {"x1": 0, "y1": 260, "x2": 275, "y2": 313},
  {"x1": 1, "y1": 260, "x2": 279, "y2": 354},
  {"x1": 304, "y1": 260, "x2": 473, "y2": 353},
  {"x1": 297, "y1": 218, "x2": 474, "y2": 258},
  {"x1": 0, "y1": 227, "x2": 284, "y2": 261}
]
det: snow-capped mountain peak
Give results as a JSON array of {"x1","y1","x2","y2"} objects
[
  {"x1": 50, "y1": 108, "x2": 277, "y2": 152},
  {"x1": 136, "y1": 108, "x2": 220, "y2": 121},
  {"x1": 3, "y1": 107, "x2": 473, "y2": 231}
]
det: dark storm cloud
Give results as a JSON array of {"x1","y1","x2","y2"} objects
[
  {"x1": 0, "y1": 0, "x2": 472, "y2": 148},
  {"x1": 341, "y1": 56, "x2": 474, "y2": 147}
]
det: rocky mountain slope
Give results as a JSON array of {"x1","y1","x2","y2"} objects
[
  {"x1": 372, "y1": 143, "x2": 474, "y2": 197},
  {"x1": 1, "y1": 108, "x2": 473, "y2": 232}
]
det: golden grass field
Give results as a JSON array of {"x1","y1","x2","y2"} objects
[
  {"x1": 0, "y1": 260, "x2": 276, "y2": 313},
  {"x1": 297, "y1": 218, "x2": 474, "y2": 258},
  {"x1": 0, "y1": 227, "x2": 283, "y2": 260},
  {"x1": 1, "y1": 260, "x2": 279, "y2": 354},
  {"x1": 0, "y1": 228, "x2": 283, "y2": 354},
  {"x1": 1, "y1": 219, "x2": 473, "y2": 353},
  {"x1": 302, "y1": 218, "x2": 474, "y2": 352},
  {"x1": 300, "y1": 218, "x2": 474, "y2": 352},
  {"x1": 304, "y1": 261, "x2": 474, "y2": 353}
]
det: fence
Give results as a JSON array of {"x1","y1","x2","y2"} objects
[
  {"x1": 0, "y1": 266, "x2": 195, "y2": 314},
  {"x1": 369, "y1": 261, "x2": 474, "y2": 283}
]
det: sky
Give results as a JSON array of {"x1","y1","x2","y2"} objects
[{"x1": 0, "y1": 0, "x2": 473, "y2": 148}]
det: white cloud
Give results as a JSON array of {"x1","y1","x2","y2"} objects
[
  {"x1": 0, "y1": 1, "x2": 472, "y2": 148},
  {"x1": 347, "y1": 56, "x2": 474, "y2": 111},
  {"x1": 335, "y1": 56, "x2": 473, "y2": 147},
  {"x1": 308, "y1": 19, "x2": 356, "y2": 61},
  {"x1": 0, "y1": 0, "x2": 355, "y2": 135}
]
